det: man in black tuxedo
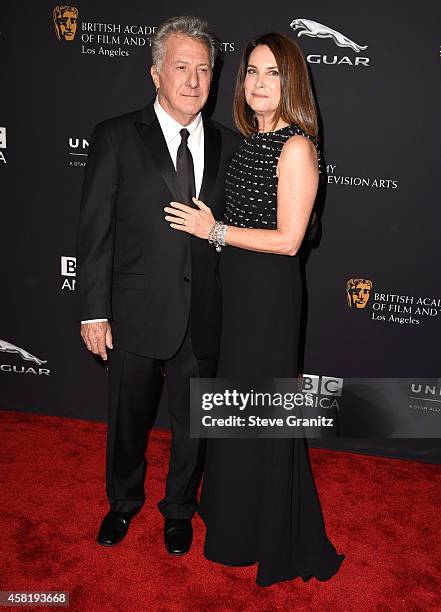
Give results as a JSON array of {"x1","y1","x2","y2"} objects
[{"x1": 75, "y1": 16, "x2": 241, "y2": 553}]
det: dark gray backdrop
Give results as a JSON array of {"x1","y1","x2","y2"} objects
[{"x1": 1, "y1": 1, "x2": 440, "y2": 462}]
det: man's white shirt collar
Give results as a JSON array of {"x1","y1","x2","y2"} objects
[
  {"x1": 153, "y1": 96, "x2": 204, "y2": 198},
  {"x1": 153, "y1": 96, "x2": 202, "y2": 145}
]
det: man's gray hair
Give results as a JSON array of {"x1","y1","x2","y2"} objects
[{"x1": 151, "y1": 16, "x2": 218, "y2": 70}]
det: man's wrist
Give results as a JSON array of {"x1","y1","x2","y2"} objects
[{"x1": 81, "y1": 318, "x2": 108, "y2": 323}]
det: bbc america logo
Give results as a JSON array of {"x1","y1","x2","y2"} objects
[
  {"x1": 302, "y1": 374, "x2": 343, "y2": 396},
  {"x1": 0, "y1": 126, "x2": 7, "y2": 164},
  {"x1": 301, "y1": 374, "x2": 343, "y2": 410},
  {"x1": 61, "y1": 256, "x2": 76, "y2": 290}
]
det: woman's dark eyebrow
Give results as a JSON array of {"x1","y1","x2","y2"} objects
[{"x1": 247, "y1": 64, "x2": 278, "y2": 70}]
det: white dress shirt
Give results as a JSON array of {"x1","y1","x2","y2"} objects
[
  {"x1": 153, "y1": 96, "x2": 204, "y2": 196},
  {"x1": 82, "y1": 97, "x2": 205, "y2": 324}
]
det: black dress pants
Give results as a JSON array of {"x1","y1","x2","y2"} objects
[{"x1": 105, "y1": 319, "x2": 217, "y2": 519}]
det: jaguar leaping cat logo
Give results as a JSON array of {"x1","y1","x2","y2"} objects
[
  {"x1": 0, "y1": 340, "x2": 47, "y2": 365},
  {"x1": 290, "y1": 19, "x2": 368, "y2": 53}
]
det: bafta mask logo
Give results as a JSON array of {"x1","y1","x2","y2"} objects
[
  {"x1": 346, "y1": 278, "x2": 372, "y2": 309},
  {"x1": 53, "y1": 5, "x2": 79, "y2": 42}
]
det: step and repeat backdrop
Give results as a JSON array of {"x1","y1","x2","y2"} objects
[{"x1": 1, "y1": 1, "x2": 440, "y2": 462}]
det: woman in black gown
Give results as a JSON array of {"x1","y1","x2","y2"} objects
[{"x1": 164, "y1": 33, "x2": 345, "y2": 587}]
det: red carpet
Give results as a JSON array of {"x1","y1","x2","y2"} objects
[{"x1": 1, "y1": 410, "x2": 440, "y2": 611}]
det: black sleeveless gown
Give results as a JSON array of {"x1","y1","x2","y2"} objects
[{"x1": 197, "y1": 124, "x2": 345, "y2": 587}]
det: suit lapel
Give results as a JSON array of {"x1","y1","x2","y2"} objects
[
  {"x1": 199, "y1": 118, "x2": 221, "y2": 204},
  {"x1": 135, "y1": 103, "x2": 184, "y2": 202},
  {"x1": 135, "y1": 103, "x2": 222, "y2": 205}
]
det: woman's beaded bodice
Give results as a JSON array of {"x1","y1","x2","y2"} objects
[{"x1": 223, "y1": 123, "x2": 323, "y2": 229}]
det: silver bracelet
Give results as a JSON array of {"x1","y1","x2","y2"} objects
[{"x1": 208, "y1": 221, "x2": 228, "y2": 252}]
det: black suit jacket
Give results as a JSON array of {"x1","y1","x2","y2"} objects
[{"x1": 75, "y1": 101, "x2": 242, "y2": 359}]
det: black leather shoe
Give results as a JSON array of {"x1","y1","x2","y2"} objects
[
  {"x1": 97, "y1": 510, "x2": 134, "y2": 546},
  {"x1": 164, "y1": 518, "x2": 193, "y2": 555},
  {"x1": 223, "y1": 561, "x2": 256, "y2": 567}
]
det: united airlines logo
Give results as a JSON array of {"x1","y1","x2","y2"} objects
[
  {"x1": 0, "y1": 340, "x2": 50, "y2": 375},
  {"x1": 68, "y1": 137, "x2": 88, "y2": 167},
  {"x1": 289, "y1": 18, "x2": 370, "y2": 67}
]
